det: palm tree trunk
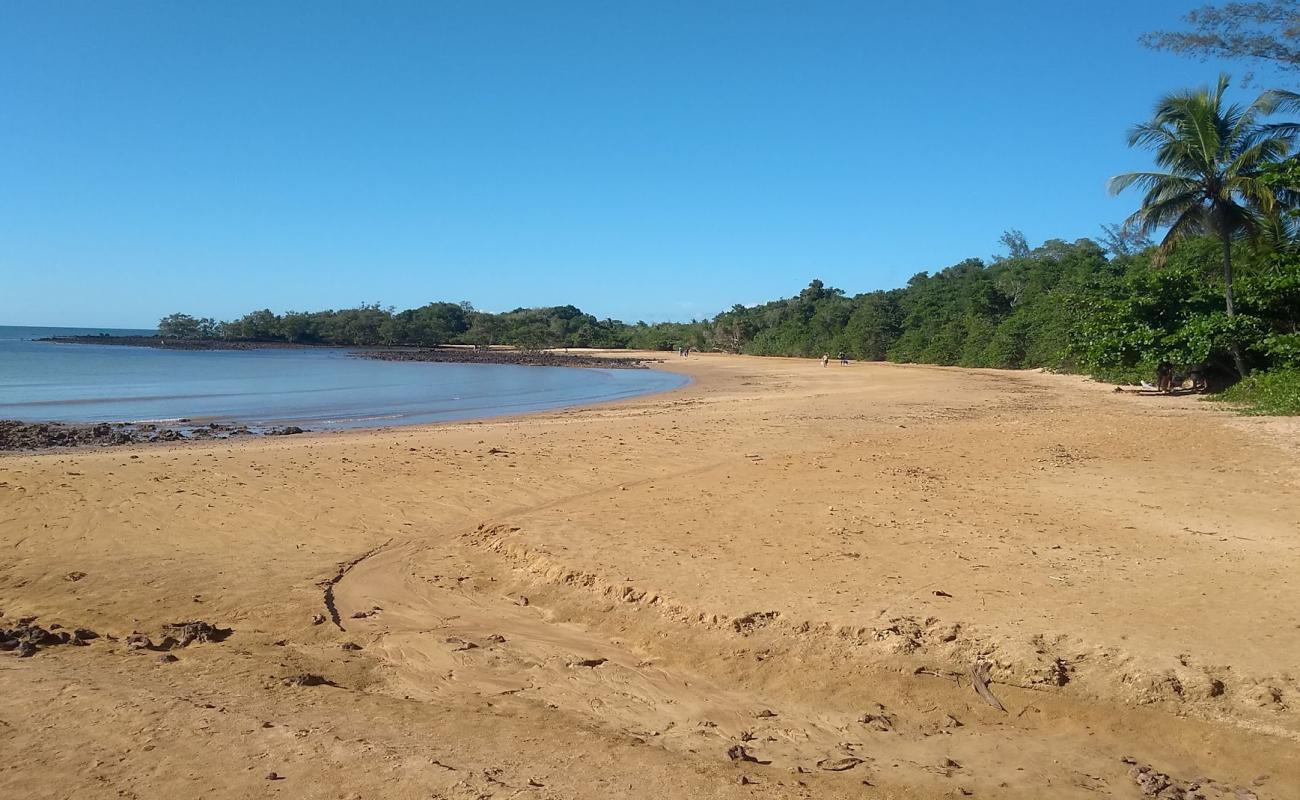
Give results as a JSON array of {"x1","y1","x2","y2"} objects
[{"x1": 1222, "y1": 233, "x2": 1247, "y2": 378}]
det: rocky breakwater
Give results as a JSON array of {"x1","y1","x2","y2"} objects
[
  {"x1": 40, "y1": 335, "x2": 308, "y2": 350},
  {"x1": 0, "y1": 420, "x2": 308, "y2": 451},
  {"x1": 43, "y1": 336, "x2": 664, "y2": 368},
  {"x1": 357, "y1": 347, "x2": 656, "y2": 369}
]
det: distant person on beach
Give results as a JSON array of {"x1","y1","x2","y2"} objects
[
  {"x1": 821, "y1": 354, "x2": 829, "y2": 367},
  {"x1": 838, "y1": 351, "x2": 847, "y2": 365},
  {"x1": 1156, "y1": 360, "x2": 1174, "y2": 393}
]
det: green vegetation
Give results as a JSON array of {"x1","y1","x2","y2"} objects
[
  {"x1": 174, "y1": 302, "x2": 633, "y2": 350},
  {"x1": 157, "y1": 232, "x2": 1300, "y2": 397},
  {"x1": 157, "y1": 313, "x2": 219, "y2": 339},
  {"x1": 1213, "y1": 368, "x2": 1300, "y2": 413},
  {"x1": 156, "y1": 71, "x2": 1300, "y2": 414},
  {"x1": 1141, "y1": 1, "x2": 1300, "y2": 75},
  {"x1": 1108, "y1": 75, "x2": 1296, "y2": 376}
]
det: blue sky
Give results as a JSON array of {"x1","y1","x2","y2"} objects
[{"x1": 0, "y1": 1, "x2": 1285, "y2": 327}]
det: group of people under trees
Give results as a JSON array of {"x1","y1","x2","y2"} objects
[{"x1": 1154, "y1": 361, "x2": 1210, "y2": 394}]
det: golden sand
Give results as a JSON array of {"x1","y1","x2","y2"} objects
[{"x1": 2, "y1": 354, "x2": 1297, "y2": 798}]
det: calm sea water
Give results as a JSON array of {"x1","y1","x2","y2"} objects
[{"x1": 0, "y1": 326, "x2": 687, "y2": 429}]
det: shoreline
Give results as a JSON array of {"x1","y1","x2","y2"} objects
[
  {"x1": 40, "y1": 335, "x2": 661, "y2": 369},
  {"x1": 0, "y1": 352, "x2": 690, "y2": 453}
]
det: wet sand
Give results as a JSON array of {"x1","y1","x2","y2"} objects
[{"x1": 1, "y1": 354, "x2": 1297, "y2": 799}]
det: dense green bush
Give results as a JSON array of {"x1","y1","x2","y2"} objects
[{"x1": 1213, "y1": 369, "x2": 1300, "y2": 415}]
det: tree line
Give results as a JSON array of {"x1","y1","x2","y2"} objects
[
  {"x1": 155, "y1": 227, "x2": 1299, "y2": 384},
  {"x1": 158, "y1": 302, "x2": 635, "y2": 350},
  {"x1": 157, "y1": 51, "x2": 1300, "y2": 409}
]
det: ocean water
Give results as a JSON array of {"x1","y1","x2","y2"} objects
[{"x1": 0, "y1": 326, "x2": 687, "y2": 428}]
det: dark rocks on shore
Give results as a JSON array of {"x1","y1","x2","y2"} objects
[
  {"x1": 281, "y1": 673, "x2": 333, "y2": 687},
  {"x1": 41, "y1": 335, "x2": 306, "y2": 351},
  {"x1": 0, "y1": 420, "x2": 135, "y2": 450},
  {"x1": 159, "y1": 620, "x2": 232, "y2": 647},
  {"x1": 43, "y1": 336, "x2": 663, "y2": 370},
  {"x1": 1, "y1": 617, "x2": 99, "y2": 658},
  {"x1": 0, "y1": 614, "x2": 232, "y2": 658},
  {"x1": 124, "y1": 621, "x2": 233, "y2": 652},
  {"x1": 0, "y1": 419, "x2": 271, "y2": 452},
  {"x1": 356, "y1": 347, "x2": 655, "y2": 370}
]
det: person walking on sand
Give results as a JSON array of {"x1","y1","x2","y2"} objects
[
  {"x1": 821, "y1": 354, "x2": 829, "y2": 367},
  {"x1": 838, "y1": 351, "x2": 848, "y2": 365}
]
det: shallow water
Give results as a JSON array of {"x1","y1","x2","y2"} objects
[{"x1": 0, "y1": 326, "x2": 687, "y2": 428}]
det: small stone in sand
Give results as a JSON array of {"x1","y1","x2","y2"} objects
[
  {"x1": 726, "y1": 745, "x2": 761, "y2": 763},
  {"x1": 817, "y1": 757, "x2": 863, "y2": 772}
]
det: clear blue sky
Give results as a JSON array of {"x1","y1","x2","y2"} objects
[{"x1": 0, "y1": 1, "x2": 1282, "y2": 327}]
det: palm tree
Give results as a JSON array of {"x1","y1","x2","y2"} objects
[{"x1": 1109, "y1": 74, "x2": 1297, "y2": 377}]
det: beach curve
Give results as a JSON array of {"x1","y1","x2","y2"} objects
[{"x1": 1, "y1": 353, "x2": 1297, "y2": 799}]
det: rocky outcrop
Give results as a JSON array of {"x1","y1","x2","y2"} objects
[
  {"x1": 0, "y1": 420, "x2": 279, "y2": 451},
  {"x1": 357, "y1": 348, "x2": 654, "y2": 369}
]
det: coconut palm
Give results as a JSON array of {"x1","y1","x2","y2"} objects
[{"x1": 1109, "y1": 74, "x2": 1297, "y2": 377}]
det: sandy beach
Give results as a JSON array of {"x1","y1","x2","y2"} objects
[{"x1": 2, "y1": 354, "x2": 1297, "y2": 799}]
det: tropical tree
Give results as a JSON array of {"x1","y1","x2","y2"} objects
[
  {"x1": 1108, "y1": 74, "x2": 1297, "y2": 375},
  {"x1": 157, "y1": 312, "x2": 217, "y2": 339},
  {"x1": 1141, "y1": 1, "x2": 1300, "y2": 76}
]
